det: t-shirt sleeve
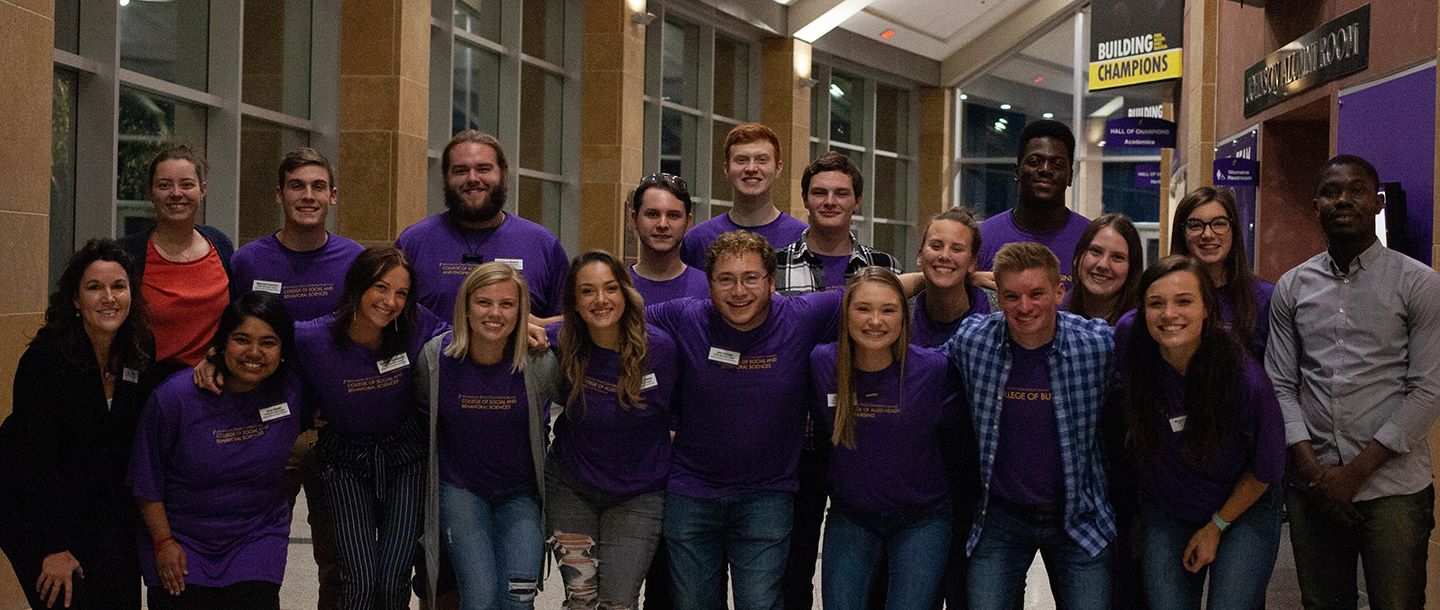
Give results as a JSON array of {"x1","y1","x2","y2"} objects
[
  {"x1": 128, "y1": 390, "x2": 177, "y2": 502},
  {"x1": 541, "y1": 240, "x2": 570, "y2": 318},
  {"x1": 644, "y1": 298, "x2": 689, "y2": 337},
  {"x1": 798, "y1": 290, "x2": 844, "y2": 342},
  {"x1": 1243, "y1": 359, "x2": 1287, "y2": 485}
]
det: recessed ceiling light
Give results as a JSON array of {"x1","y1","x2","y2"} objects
[
  {"x1": 1043, "y1": 112, "x2": 1054, "y2": 119},
  {"x1": 1000, "y1": 104, "x2": 1012, "y2": 110},
  {"x1": 880, "y1": 29, "x2": 895, "y2": 39},
  {"x1": 959, "y1": 93, "x2": 969, "y2": 100}
]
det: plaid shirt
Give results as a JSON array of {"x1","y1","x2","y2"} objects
[
  {"x1": 940, "y1": 310, "x2": 1117, "y2": 557},
  {"x1": 774, "y1": 230, "x2": 902, "y2": 295}
]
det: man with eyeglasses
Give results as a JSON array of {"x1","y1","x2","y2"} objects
[
  {"x1": 679, "y1": 123, "x2": 808, "y2": 269},
  {"x1": 773, "y1": 150, "x2": 900, "y2": 610},
  {"x1": 1266, "y1": 154, "x2": 1440, "y2": 609},
  {"x1": 629, "y1": 173, "x2": 709, "y2": 305},
  {"x1": 975, "y1": 120, "x2": 1091, "y2": 298}
]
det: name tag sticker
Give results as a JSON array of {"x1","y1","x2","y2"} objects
[
  {"x1": 826, "y1": 393, "x2": 837, "y2": 408},
  {"x1": 641, "y1": 373, "x2": 658, "y2": 390},
  {"x1": 1169, "y1": 415, "x2": 1188, "y2": 433},
  {"x1": 252, "y1": 280, "x2": 283, "y2": 294},
  {"x1": 707, "y1": 347, "x2": 741, "y2": 366},
  {"x1": 376, "y1": 353, "x2": 411, "y2": 374},
  {"x1": 496, "y1": 258, "x2": 524, "y2": 270},
  {"x1": 122, "y1": 368, "x2": 140, "y2": 383},
  {"x1": 259, "y1": 403, "x2": 291, "y2": 422}
]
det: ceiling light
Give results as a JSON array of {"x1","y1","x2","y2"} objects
[
  {"x1": 829, "y1": 83, "x2": 844, "y2": 98},
  {"x1": 1097, "y1": 141, "x2": 1106, "y2": 147},
  {"x1": 959, "y1": 93, "x2": 968, "y2": 100},
  {"x1": 1043, "y1": 112, "x2": 1054, "y2": 119},
  {"x1": 1000, "y1": 103, "x2": 1011, "y2": 110},
  {"x1": 880, "y1": 29, "x2": 896, "y2": 40},
  {"x1": 997, "y1": 117, "x2": 1008, "y2": 124}
]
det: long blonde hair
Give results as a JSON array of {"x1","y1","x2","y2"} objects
[
  {"x1": 559, "y1": 251, "x2": 650, "y2": 416},
  {"x1": 443, "y1": 262, "x2": 531, "y2": 372},
  {"x1": 832, "y1": 268, "x2": 912, "y2": 449}
]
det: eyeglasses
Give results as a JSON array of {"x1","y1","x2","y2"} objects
[
  {"x1": 711, "y1": 273, "x2": 770, "y2": 290},
  {"x1": 1184, "y1": 217, "x2": 1233, "y2": 235},
  {"x1": 640, "y1": 172, "x2": 688, "y2": 190}
]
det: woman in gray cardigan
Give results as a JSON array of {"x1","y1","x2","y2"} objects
[{"x1": 416, "y1": 262, "x2": 560, "y2": 610}]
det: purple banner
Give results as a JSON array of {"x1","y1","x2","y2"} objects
[
  {"x1": 1104, "y1": 117, "x2": 1177, "y2": 148},
  {"x1": 1213, "y1": 157, "x2": 1259, "y2": 187},
  {"x1": 1135, "y1": 163, "x2": 1161, "y2": 188},
  {"x1": 1216, "y1": 130, "x2": 1258, "y2": 265}
]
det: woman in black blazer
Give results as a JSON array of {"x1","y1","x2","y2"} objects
[{"x1": 0, "y1": 239, "x2": 156, "y2": 609}]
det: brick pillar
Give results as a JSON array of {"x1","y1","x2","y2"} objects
[
  {"x1": 916, "y1": 86, "x2": 954, "y2": 223},
  {"x1": 760, "y1": 37, "x2": 813, "y2": 222},
  {"x1": 1178, "y1": 0, "x2": 1220, "y2": 231},
  {"x1": 578, "y1": 0, "x2": 648, "y2": 255},
  {"x1": 1428, "y1": 9, "x2": 1440, "y2": 607},
  {"x1": 337, "y1": 0, "x2": 430, "y2": 246}
]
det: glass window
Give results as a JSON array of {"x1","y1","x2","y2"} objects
[
  {"x1": 960, "y1": 163, "x2": 1018, "y2": 221},
  {"x1": 871, "y1": 223, "x2": 910, "y2": 270},
  {"x1": 711, "y1": 121, "x2": 734, "y2": 202},
  {"x1": 962, "y1": 103, "x2": 1025, "y2": 158},
  {"x1": 872, "y1": 156, "x2": 907, "y2": 220},
  {"x1": 875, "y1": 85, "x2": 908, "y2": 152},
  {"x1": 519, "y1": 63, "x2": 564, "y2": 174},
  {"x1": 829, "y1": 72, "x2": 862, "y2": 144},
  {"x1": 521, "y1": 0, "x2": 565, "y2": 64},
  {"x1": 518, "y1": 176, "x2": 562, "y2": 229},
  {"x1": 454, "y1": 0, "x2": 502, "y2": 42},
  {"x1": 453, "y1": 42, "x2": 501, "y2": 135},
  {"x1": 1102, "y1": 162, "x2": 1160, "y2": 222},
  {"x1": 660, "y1": 108, "x2": 697, "y2": 180},
  {"x1": 55, "y1": 0, "x2": 79, "y2": 54},
  {"x1": 661, "y1": 17, "x2": 699, "y2": 107},
  {"x1": 117, "y1": 87, "x2": 208, "y2": 236},
  {"x1": 243, "y1": 0, "x2": 312, "y2": 118},
  {"x1": 120, "y1": 0, "x2": 210, "y2": 91},
  {"x1": 238, "y1": 117, "x2": 309, "y2": 244},
  {"x1": 51, "y1": 70, "x2": 78, "y2": 285},
  {"x1": 712, "y1": 36, "x2": 749, "y2": 119}
]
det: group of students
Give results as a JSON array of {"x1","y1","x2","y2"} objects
[{"x1": 0, "y1": 116, "x2": 1434, "y2": 610}]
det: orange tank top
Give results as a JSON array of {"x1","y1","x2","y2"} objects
[{"x1": 143, "y1": 240, "x2": 230, "y2": 366}]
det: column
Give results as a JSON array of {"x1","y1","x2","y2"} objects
[
  {"x1": 916, "y1": 86, "x2": 954, "y2": 223},
  {"x1": 1178, "y1": 0, "x2": 1220, "y2": 231},
  {"x1": 578, "y1": 0, "x2": 648, "y2": 254},
  {"x1": 760, "y1": 37, "x2": 813, "y2": 221}
]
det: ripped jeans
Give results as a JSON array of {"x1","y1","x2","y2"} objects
[
  {"x1": 545, "y1": 459, "x2": 666, "y2": 610},
  {"x1": 439, "y1": 483, "x2": 544, "y2": 610}
]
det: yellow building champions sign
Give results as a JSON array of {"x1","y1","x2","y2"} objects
[{"x1": 1089, "y1": 0, "x2": 1184, "y2": 91}]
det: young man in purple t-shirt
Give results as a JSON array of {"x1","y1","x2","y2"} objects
[
  {"x1": 678, "y1": 123, "x2": 807, "y2": 268},
  {"x1": 628, "y1": 172, "x2": 709, "y2": 305},
  {"x1": 395, "y1": 131, "x2": 569, "y2": 322},
  {"x1": 975, "y1": 120, "x2": 1091, "y2": 297}
]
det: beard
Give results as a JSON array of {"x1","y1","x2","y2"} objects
[{"x1": 444, "y1": 180, "x2": 507, "y2": 225}]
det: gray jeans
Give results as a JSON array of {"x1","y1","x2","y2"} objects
[{"x1": 544, "y1": 456, "x2": 666, "y2": 610}]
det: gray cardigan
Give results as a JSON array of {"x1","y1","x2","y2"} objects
[{"x1": 415, "y1": 331, "x2": 560, "y2": 601}]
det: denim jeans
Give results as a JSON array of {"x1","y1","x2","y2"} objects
[
  {"x1": 820, "y1": 505, "x2": 951, "y2": 610},
  {"x1": 545, "y1": 460, "x2": 666, "y2": 609},
  {"x1": 439, "y1": 483, "x2": 544, "y2": 610},
  {"x1": 662, "y1": 491, "x2": 793, "y2": 610},
  {"x1": 1140, "y1": 486, "x2": 1282, "y2": 609},
  {"x1": 967, "y1": 499, "x2": 1111, "y2": 610},
  {"x1": 1287, "y1": 485, "x2": 1434, "y2": 610}
]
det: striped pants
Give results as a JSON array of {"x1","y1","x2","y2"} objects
[{"x1": 323, "y1": 458, "x2": 425, "y2": 610}]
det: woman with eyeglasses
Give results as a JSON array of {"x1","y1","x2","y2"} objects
[
  {"x1": 1165, "y1": 187, "x2": 1272, "y2": 357},
  {"x1": 812, "y1": 267, "x2": 961, "y2": 609},
  {"x1": 1069, "y1": 213, "x2": 1144, "y2": 325}
]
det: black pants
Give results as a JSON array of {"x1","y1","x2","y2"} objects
[
  {"x1": 2, "y1": 526, "x2": 140, "y2": 609},
  {"x1": 782, "y1": 443, "x2": 831, "y2": 610},
  {"x1": 146, "y1": 580, "x2": 280, "y2": 610},
  {"x1": 642, "y1": 537, "x2": 674, "y2": 609}
]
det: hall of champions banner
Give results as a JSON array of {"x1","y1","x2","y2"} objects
[{"x1": 1089, "y1": 0, "x2": 1184, "y2": 91}]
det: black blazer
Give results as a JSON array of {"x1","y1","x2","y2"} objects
[{"x1": 0, "y1": 330, "x2": 156, "y2": 556}]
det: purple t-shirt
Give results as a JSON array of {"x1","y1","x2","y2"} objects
[
  {"x1": 552, "y1": 324, "x2": 679, "y2": 496},
  {"x1": 128, "y1": 370, "x2": 306, "y2": 588},
  {"x1": 990, "y1": 340, "x2": 1064, "y2": 507},
  {"x1": 432, "y1": 336, "x2": 534, "y2": 498},
  {"x1": 293, "y1": 308, "x2": 446, "y2": 438},
  {"x1": 230, "y1": 234, "x2": 365, "y2": 322},
  {"x1": 909, "y1": 287, "x2": 992, "y2": 348},
  {"x1": 646, "y1": 291, "x2": 842, "y2": 498},
  {"x1": 396, "y1": 212, "x2": 569, "y2": 321},
  {"x1": 818, "y1": 253, "x2": 851, "y2": 290},
  {"x1": 976, "y1": 209, "x2": 1091, "y2": 297},
  {"x1": 679, "y1": 211, "x2": 807, "y2": 269},
  {"x1": 629, "y1": 265, "x2": 710, "y2": 305},
  {"x1": 1216, "y1": 280, "x2": 1275, "y2": 358},
  {"x1": 811, "y1": 343, "x2": 958, "y2": 513},
  {"x1": 1141, "y1": 359, "x2": 1285, "y2": 523}
]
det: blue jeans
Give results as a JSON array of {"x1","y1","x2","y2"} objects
[
  {"x1": 439, "y1": 483, "x2": 544, "y2": 610},
  {"x1": 820, "y1": 505, "x2": 951, "y2": 610},
  {"x1": 967, "y1": 500, "x2": 1111, "y2": 610},
  {"x1": 662, "y1": 491, "x2": 793, "y2": 610},
  {"x1": 1140, "y1": 486, "x2": 1282, "y2": 609}
]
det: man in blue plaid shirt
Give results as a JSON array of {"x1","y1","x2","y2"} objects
[{"x1": 940, "y1": 241, "x2": 1117, "y2": 609}]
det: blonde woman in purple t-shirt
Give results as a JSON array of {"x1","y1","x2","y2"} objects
[{"x1": 1121, "y1": 256, "x2": 1285, "y2": 609}]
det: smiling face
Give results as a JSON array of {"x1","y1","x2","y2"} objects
[
  {"x1": 277, "y1": 164, "x2": 335, "y2": 231},
  {"x1": 709, "y1": 251, "x2": 774, "y2": 331},
  {"x1": 1015, "y1": 136, "x2": 1072, "y2": 207},
  {"x1": 74, "y1": 260, "x2": 131, "y2": 340},
  {"x1": 846, "y1": 280, "x2": 904, "y2": 355},
  {"x1": 997, "y1": 267, "x2": 1063, "y2": 348},
  {"x1": 149, "y1": 159, "x2": 206, "y2": 226},
  {"x1": 631, "y1": 187, "x2": 692, "y2": 255},
  {"x1": 444, "y1": 142, "x2": 506, "y2": 225},
  {"x1": 1077, "y1": 226, "x2": 1131, "y2": 300},
  {"x1": 223, "y1": 316, "x2": 283, "y2": 392},
  {"x1": 804, "y1": 170, "x2": 861, "y2": 233},
  {"x1": 917, "y1": 219, "x2": 976, "y2": 290},
  {"x1": 467, "y1": 279, "x2": 521, "y2": 349},
  {"x1": 353, "y1": 265, "x2": 410, "y2": 334},
  {"x1": 575, "y1": 261, "x2": 624, "y2": 333},
  {"x1": 1313, "y1": 163, "x2": 1382, "y2": 243},
  {"x1": 1183, "y1": 201, "x2": 1233, "y2": 269},
  {"x1": 1144, "y1": 270, "x2": 1206, "y2": 369},
  {"x1": 724, "y1": 140, "x2": 782, "y2": 201}
]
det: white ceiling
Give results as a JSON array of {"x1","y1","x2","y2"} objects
[{"x1": 833, "y1": 0, "x2": 1033, "y2": 61}]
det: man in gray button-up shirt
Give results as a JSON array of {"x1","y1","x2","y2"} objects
[{"x1": 1266, "y1": 154, "x2": 1440, "y2": 610}]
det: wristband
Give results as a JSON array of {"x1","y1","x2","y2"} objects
[
  {"x1": 1210, "y1": 512, "x2": 1230, "y2": 532},
  {"x1": 153, "y1": 536, "x2": 176, "y2": 553}
]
